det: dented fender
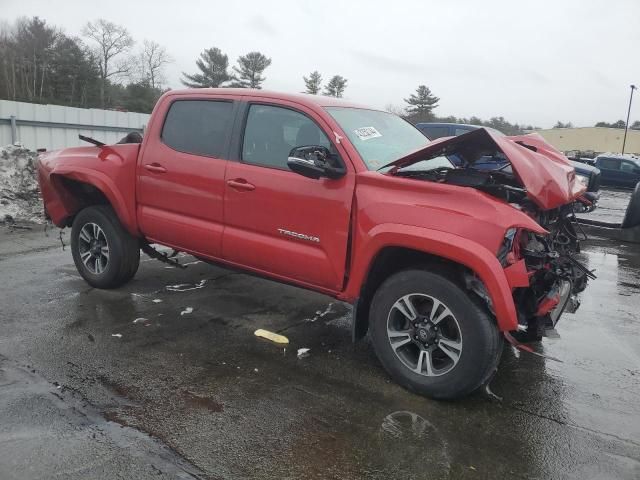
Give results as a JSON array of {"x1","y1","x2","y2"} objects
[
  {"x1": 340, "y1": 224, "x2": 520, "y2": 331},
  {"x1": 37, "y1": 144, "x2": 140, "y2": 234}
]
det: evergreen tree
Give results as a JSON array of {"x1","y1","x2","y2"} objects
[
  {"x1": 49, "y1": 35, "x2": 101, "y2": 107},
  {"x1": 404, "y1": 85, "x2": 439, "y2": 121},
  {"x1": 231, "y1": 51, "x2": 271, "y2": 88},
  {"x1": 303, "y1": 71, "x2": 322, "y2": 94},
  {"x1": 122, "y1": 81, "x2": 163, "y2": 113},
  {"x1": 181, "y1": 47, "x2": 233, "y2": 88},
  {"x1": 323, "y1": 75, "x2": 347, "y2": 98}
]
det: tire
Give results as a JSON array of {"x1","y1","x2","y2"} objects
[
  {"x1": 71, "y1": 205, "x2": 140, "y2": 289},
  {"x1": 369, "y1": 269, "x2": 502, "y2": 400}
]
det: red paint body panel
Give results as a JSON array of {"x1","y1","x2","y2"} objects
[
  {"x1": 135, "y1": 93, "x2": 229, "y2": 257},
  {"x1": 221, "y1": 95, "x2": 356, "y2": 290},
  {"x1": 37, "y1": 144, "x2": 140, "y2": 234},
  {"x1": 338, "y1": 171, "x2": 547, "y2": 331},
  {"x1": 36, "y1": 88, "x2": 582, "y2": 333}
]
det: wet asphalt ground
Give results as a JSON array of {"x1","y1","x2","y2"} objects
[{"x1": 1, "y1": 192, "x2": 639, "y2": 479}]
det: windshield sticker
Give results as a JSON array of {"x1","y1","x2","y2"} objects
[{"x1": 354, "y1": 126, "x2": 382, "y2": 141}]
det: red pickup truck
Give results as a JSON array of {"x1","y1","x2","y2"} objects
[{"x1": 37, "y1": 89, "x2": 591, "y2": 399}]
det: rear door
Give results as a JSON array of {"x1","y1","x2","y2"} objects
[
  {"x1": 222, "y1": 100, "x2": 355, "y2": 291},
  {"x1": 597, "y1": 157, "x2": 622, "y2": 186},
  {"x1": 137, "y1": 97, "x2": 236, "y2": 257}
]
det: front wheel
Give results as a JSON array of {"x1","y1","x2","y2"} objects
[
  {"x1": 369, "y1": 269, "x2": 502, "y2": 400},
  {"x1": 71, "y1": 205, "x2": 140, "y2": 289}
]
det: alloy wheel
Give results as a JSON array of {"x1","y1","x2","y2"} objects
[
  {"x1": 386, "y1": 293, "x2": 463, "y2": 377},
  {"x1": 77, "y1": 222, "x2": 110, "y2": 274}
]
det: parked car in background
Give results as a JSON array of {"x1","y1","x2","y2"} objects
[
  {"x1": 416, "y1": 122, "x2": 601, "y2": 210},
  {"x1": 594, "y1": 154, "x2": 640, "y2": 188}
]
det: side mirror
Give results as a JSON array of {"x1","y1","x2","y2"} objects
[{"x1": 287, "y1": 145, "x2": 345, "y2": 180}]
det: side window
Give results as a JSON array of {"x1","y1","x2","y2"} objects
[
  {"x1": 242, "y1": 104, "x2": 331, "y2": 169},
  {"x1": 161, "y1": 100, "x2": 233, "y2": 157},
  {"x1": 598, "y1": 158, "x2": 621, "y2": 170},
  {"x1": 454, "y1": 128, "x2": 472, "y2": 136},
  {"x1": 420, "y1": 126, "x2": 449, "y2": 139},
  {"x1": 621, "y1": 161, "x2": 636, "y2": 173}
]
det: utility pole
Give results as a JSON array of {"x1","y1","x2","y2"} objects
[{"x1": 622, "y1": 84, "x2": 637, "y2": 155}]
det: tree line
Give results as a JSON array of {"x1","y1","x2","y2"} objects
[
  {"x1": 3, "y1": 16, "x2": 636, "y2": 131},
  {"x1": 0, "y1": 17, "x2": 171, "y2": 113},
  {"x1": 386, "y1": 85, "x2": 538, "y2": 135},
  {"x1": 181, "y1": 51, "x2": 349, "y2": 99}
]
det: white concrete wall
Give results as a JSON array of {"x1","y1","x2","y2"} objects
[
  {"x1": 535, "y1": 127, "x2": 640, "y2": 155},
  {"x1": 0, "y1": 100, "x2": 150, "y2": 151}
]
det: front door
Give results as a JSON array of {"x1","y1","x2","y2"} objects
[
  {"x1": 222, "y1": 101, "x2": 355, "y2": 291},
  {"x1": 136, "y1": 98, "x2": 236, "y2": 257},
  {"x1": 620, "y1": 159, "x2": 640, "y2": 187}
]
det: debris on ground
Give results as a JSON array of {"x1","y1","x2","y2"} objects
[
  {"x1": 254, "y1": 329, "x2": 289, "y2": 345},
  {"x1": 0, "y1": 144, "x2": 44, "y2": 223},
  {"x1": 297, "y1": 348, "x2": 310, "y2": 358},
  {"x1": 152, "y1": 299, "x2": 163, "y2": 303},
  {"x1": 305, "y1": 302, "x2": 334, "y2": 322},
  {"x1": 111, "y1": 333, "x2": 123, "y2": 338},
  {"x1": 180, "y1": 307, "x2": 194, "y2": 316},
  {"x1": 133, "y1": 318, "x2": 151, "y2": 326},
  {"x1": 166, "y1": 280, "x2": 207, "y2": 292}
]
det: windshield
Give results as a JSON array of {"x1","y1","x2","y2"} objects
[{"x1": 325, "y1": 107, "x2": 430, "y2": 170}]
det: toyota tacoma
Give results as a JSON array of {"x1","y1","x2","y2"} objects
[{"x1": 37, "y1": 89, "x2": 592, "y2": 399}]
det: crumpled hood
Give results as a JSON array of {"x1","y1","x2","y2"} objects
[{"x1": 385, "y1": 128, "x2": 585, "y2": 210}]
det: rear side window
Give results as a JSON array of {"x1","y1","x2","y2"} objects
[
  {"x1": 420, "y1": 126, "x2": 449, "y2": 139},
  {"x1": 454, "y1": 127, "x2": 472, "y2": 136},
  {"x1": 161, "y1": 100, "x2": 233, "y2": 157},
  {"x1": 598, "y1": 158, "x2": 621, "y2": 170}
]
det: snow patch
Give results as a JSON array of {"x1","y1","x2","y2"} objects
[{"x1": 0, "y1": 144, "x2": 44, "y2": 223}]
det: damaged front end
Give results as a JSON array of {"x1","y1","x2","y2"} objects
[
  {"x1": 501, "y1": 209, "x2": 595, "y2": 340},
  {"x1": 385, "y1": 128, "x2": 594, "y2": 339}
]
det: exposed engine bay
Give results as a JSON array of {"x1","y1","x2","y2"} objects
[{"x1": 388, "y1": 129, "x2": 595, "y2": 340}]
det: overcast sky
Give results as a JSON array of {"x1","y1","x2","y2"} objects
[{"x1": 3, "y1": 0, "x2": 639, "y2": 127}]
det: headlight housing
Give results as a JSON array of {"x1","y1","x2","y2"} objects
[{"x1": 576, "y1": 173, "x2": 590, "y2": 189}]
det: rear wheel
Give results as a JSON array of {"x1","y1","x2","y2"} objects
[
  {"x1": 71, "y1": 205, "x2": 140, "y2": 289},
  {"x1": 369, "y1": 269, "x2": 502, "y2": 400}
]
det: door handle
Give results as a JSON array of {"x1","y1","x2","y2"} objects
[
  {"x1": 226, "y1": 178, "x2": 255, "y2": 191},
  {"x1": 144, "y1": 163, "x2": 167, "y2": 173}
]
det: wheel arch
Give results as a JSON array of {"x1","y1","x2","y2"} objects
[
  {"x1": 346, "y1": 225, "x2": 518, "y2": 340},
  {"x1": 48, "y1": 169, "x2": 138, "y2": 235}
]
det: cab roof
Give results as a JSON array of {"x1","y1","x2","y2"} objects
[{"x1": 167, "y1": 88, "x2": 372, "y2": 110}]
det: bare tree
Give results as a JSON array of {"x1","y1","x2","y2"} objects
[
  {"x1": 83, "y1": 18, "x2": 134, "y2": 107},
  {"x1": 137, "y1": 39, "x2": 172, "y2": 89},
  {"x1": 385, "y1": 104, "x2": 407, "y2": 117}
]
